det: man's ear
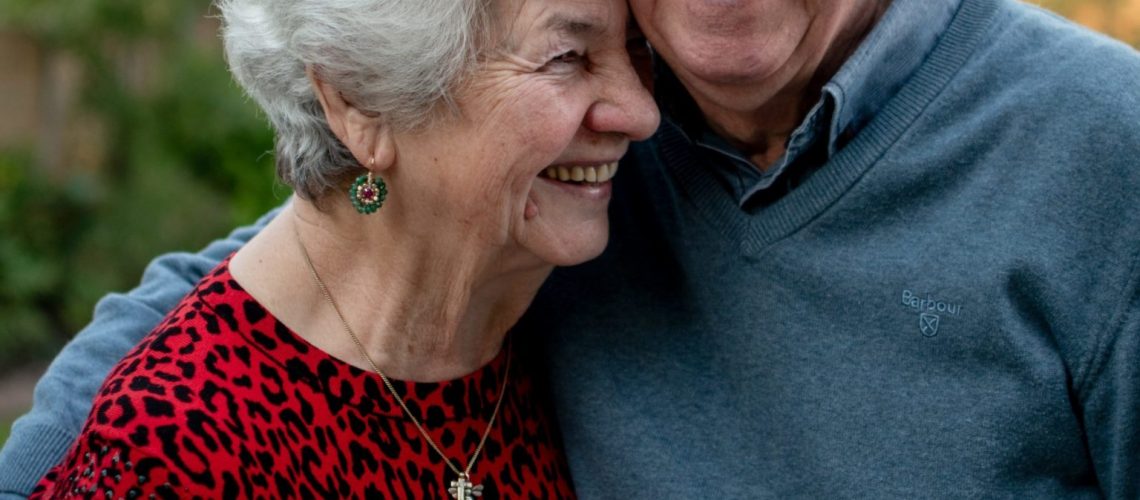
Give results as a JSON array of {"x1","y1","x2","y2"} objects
[{"x1": 307, "y1": 67, "x2": 396, "y2": 170}]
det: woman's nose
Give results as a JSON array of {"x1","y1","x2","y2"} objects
[{"x1": 584, "y1": 57, "x2": 661, "y2": 141}]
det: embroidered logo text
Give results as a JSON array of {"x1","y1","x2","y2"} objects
[{"x1": 901, "y1": 290, "x2": 963, "y2": 337}]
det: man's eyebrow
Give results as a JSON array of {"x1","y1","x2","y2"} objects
[{"x1": 542, "y1": 13, "x2": 605, "y2": 36}]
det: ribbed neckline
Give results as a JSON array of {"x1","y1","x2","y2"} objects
[{"x1": 660, "y1": 0, "x2": 999, "y2": 256}]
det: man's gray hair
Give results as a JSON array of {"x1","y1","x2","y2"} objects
[{"x1": 219, "y1": 0, "x2": 489, "y2": 199}]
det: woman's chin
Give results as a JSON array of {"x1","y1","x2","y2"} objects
[
  {"x1": 523, "y1": 180, "x2": 612, "y2": 266},
  {"x1": 546, "y1": 235, "x2": 609, "y2": 267},
  {"x1": 519, "y1": 221, "x2": 610, "y2": 268}
]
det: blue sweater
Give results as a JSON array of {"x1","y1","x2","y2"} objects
[
  {"x1": 521, "y1": 0, "x2": 1140, "y2": 496},
  {"x1": 2, "y1": 0, "x2": 1138, "y2": 497}
]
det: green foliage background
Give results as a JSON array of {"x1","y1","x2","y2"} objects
[
  {"x1": 0, "y1": 0, "x2": 285, "y2": 370},
  {"x1": 0, "y1": 0, "x2": 1138, "y2": 375}
]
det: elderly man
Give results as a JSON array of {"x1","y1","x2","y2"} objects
[{"x1": 3, "y1": 0, "x2": 1138, "y2": 497}]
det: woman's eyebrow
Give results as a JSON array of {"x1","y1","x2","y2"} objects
[{"x1": 542, "y1": 13, "x2": 605, "y2": 37}]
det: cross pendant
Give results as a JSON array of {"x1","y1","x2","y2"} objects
[{"x1": 448, "y1": 473, "x2": 484, "y2": 500}]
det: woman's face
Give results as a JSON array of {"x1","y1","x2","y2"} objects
[{"x1": 389, "y1": 0, "x2": 660, "y2": 268}]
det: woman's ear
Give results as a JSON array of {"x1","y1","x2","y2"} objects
[{"x1": 307, "y1": 67, "x2": 396, "y2": 170}]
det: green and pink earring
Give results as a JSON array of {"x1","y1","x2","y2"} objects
[{"x1": 349, "y1": 157, "x2": 387, "y2": 214}]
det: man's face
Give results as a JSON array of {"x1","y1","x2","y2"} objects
[
  {"x1": 629, "y1": 0, "x2": 885, "y2": 124},
  {"x1": 628, "y1": 0, "x2": 817, "y2": 87}
]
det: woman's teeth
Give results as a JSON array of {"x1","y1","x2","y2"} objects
[{"x1": 542, "y1": 162, "x2": 619, "y2": 184}]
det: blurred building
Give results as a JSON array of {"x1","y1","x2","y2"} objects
[{"x1": 0, "y1": 8, "x2": 222, "y2": 179}]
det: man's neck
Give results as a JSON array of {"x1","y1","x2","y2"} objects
[{"x1": 695, "y1": 85, "x2": 818, "y2": 170}]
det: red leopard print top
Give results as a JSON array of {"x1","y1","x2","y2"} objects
[{"x1": 32, "y1": 261, "x2": 575, "y2": 499}]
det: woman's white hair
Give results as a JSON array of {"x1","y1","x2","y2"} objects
[{"x1": 219, "y1": 0, "x2": 490, "y2": 199}]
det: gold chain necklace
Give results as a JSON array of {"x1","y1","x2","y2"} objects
[{"x1": 293, "y1": 219, "x2": 510, "y2": 499}]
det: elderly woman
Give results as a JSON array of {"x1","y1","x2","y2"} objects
[{"x1": 30, "y1": 0, "x2": 657, "y2": 496}]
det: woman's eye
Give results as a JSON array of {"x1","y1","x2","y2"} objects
[{"x1": 547, "y1": 50, "x2": 585, "y2": 68}]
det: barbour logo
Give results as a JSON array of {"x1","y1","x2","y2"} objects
[
  {"x1": 919, "y1": 313, "x2": 940, "y2": 337},
  {"x1": 901, "y1": 290, "x2": 962, "y2": 337}
]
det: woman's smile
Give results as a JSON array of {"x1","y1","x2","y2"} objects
[
  {"x1": 541, "y1": 160, "x2": 620, "y2": 185},
  {"x1": 530, "y1": 163, "x2": 618, "y2": 212}
]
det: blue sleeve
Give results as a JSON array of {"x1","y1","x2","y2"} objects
[
  {"x1": 0, "y1": 204, "x2": 281, "y2": 498},
  {"x1": 1083, "y1": 256, "x2": 1140, "y2": 499}
]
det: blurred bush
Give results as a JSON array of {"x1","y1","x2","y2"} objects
[{"x1": 0, "y1": 0, "x2": 284, "y2": 371}]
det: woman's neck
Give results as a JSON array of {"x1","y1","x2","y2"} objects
[{"x1": 230, "y1": 199, "x2": 552, "y2": 382}]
